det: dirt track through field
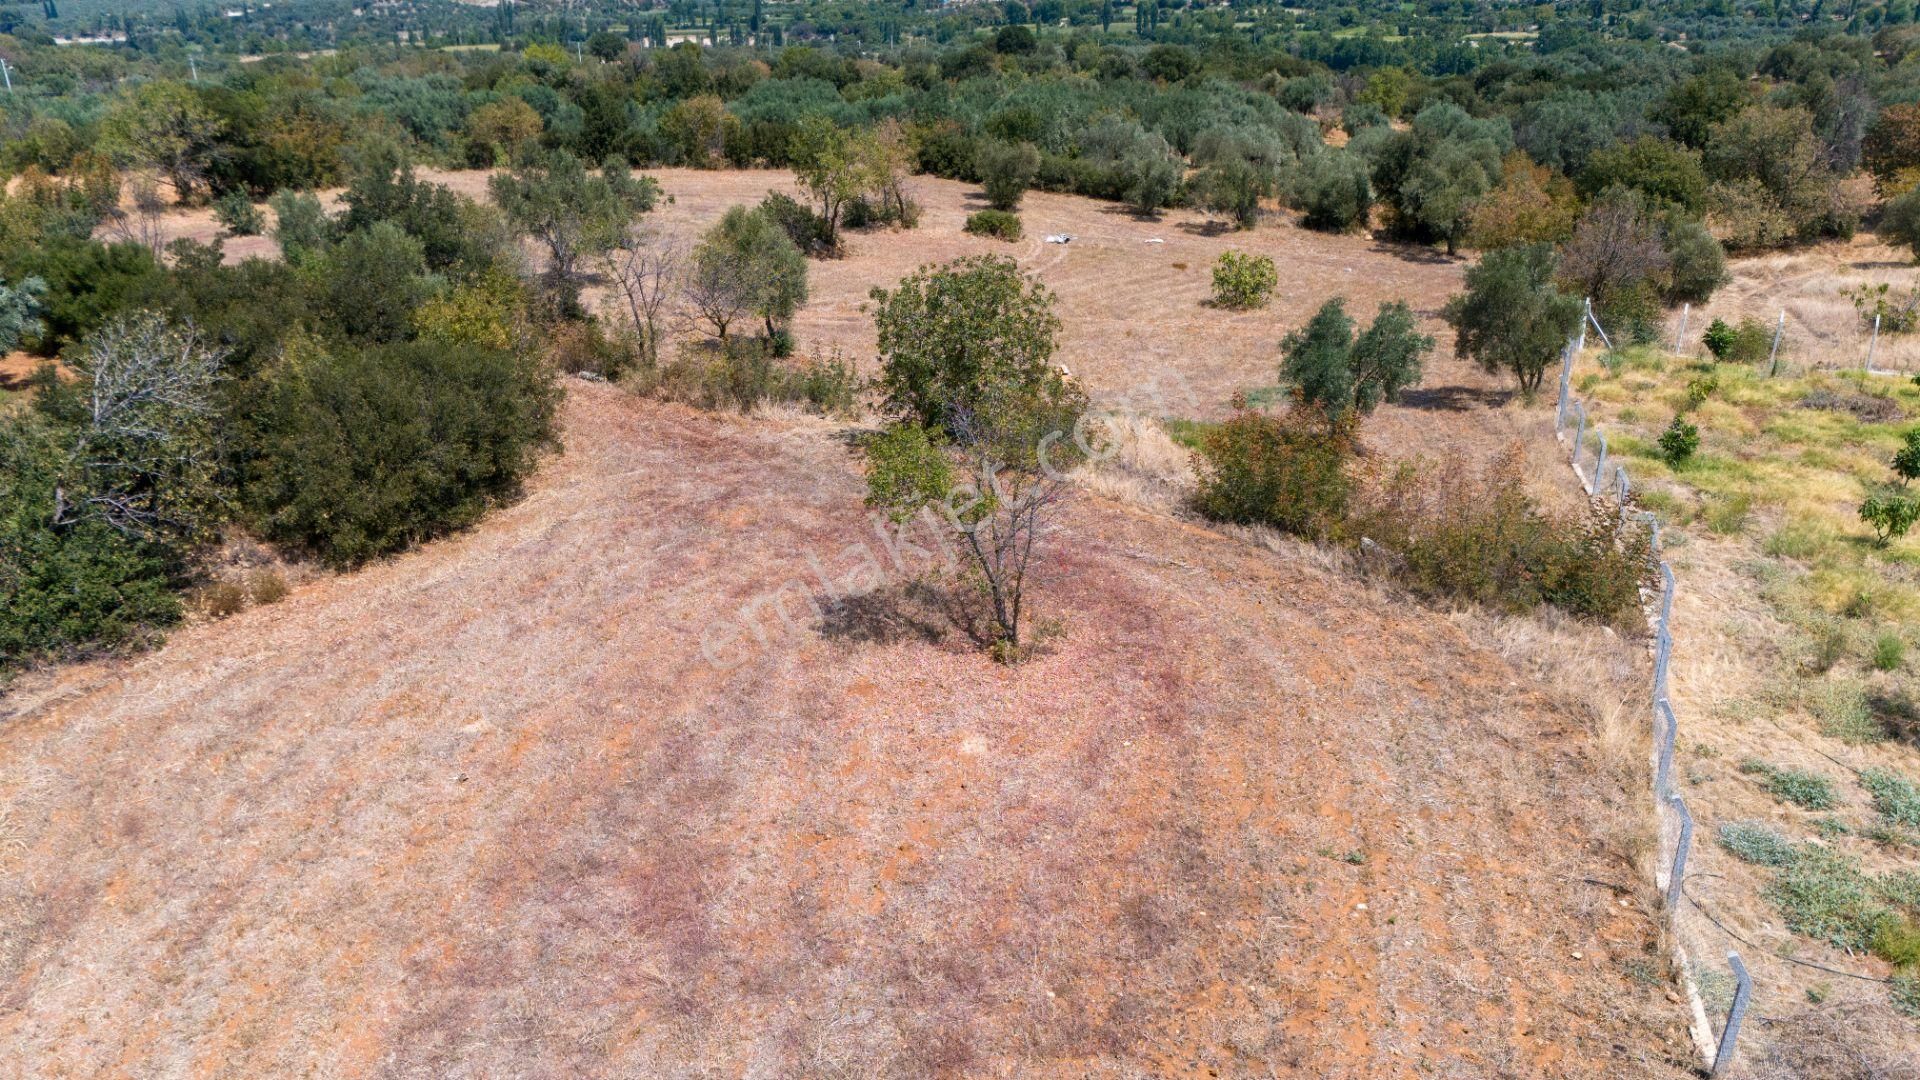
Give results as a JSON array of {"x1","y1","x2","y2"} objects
[{"x1": 0, "y1": 380, "x2": 1694, "y2": 1076}]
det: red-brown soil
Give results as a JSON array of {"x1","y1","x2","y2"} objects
[{"x1": 0, "y1": 382, "x2": 1695, "y2": 1077}]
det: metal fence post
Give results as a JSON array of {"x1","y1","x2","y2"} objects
[
  {"x1": 1570, "y1": 403, "x2": 1586, "y2": 467},
  {"x1": 1618, "y1": 465, "x2": 1630, "y2": 523},
  {"x1": 1666, "y1": 795, "x2": 1693, "y2": 911},
  {"x1": 1868, "y1": 313, "x2": 1881, "y2": 373},
  {"x1": 1594, "y1": 432, "x2": 1609, "y2": 494},
  {"x1": 1711, "y1": 952, "x2": 1753, "y2": 1076},
  {"x1": 1655, "y1": 698, "x2": 1678, "y2": 801},
  {"x1": 1674, "y1": 302, "x2": 1690, "y2": 354},
  {"x1": 1766, "y1": 310, "x2": 1786, "y2": 376}
]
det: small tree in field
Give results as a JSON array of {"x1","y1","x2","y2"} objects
[
  {"x1": 865, "y1": 256, "x2": 1086, "y2": 658},
  {"x1": 1861, "y1": 428, "x2": 1920, "y2": 547},
  {"x1": 1210, "y1": 251, "x2": 1277, "y2": 309},
  {"x1": 1281, "y1": 298, "x2": 1433, "y2": 426},
  {"x1": 683, "y1": 206, "x2": 807, "y2": 345},
  {"x1": 1443, "y1": 243, "x2": 1582, "y2": 398},
  {"x1": 977, "y1": 140, "x2": 1040, "y2": 211},
  {"x1": 489, "y1": 149, "x2": 658, "y2": 305}
]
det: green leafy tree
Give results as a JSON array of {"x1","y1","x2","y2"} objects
[
  {"x1": 489, "y1": 149, "x2": 658, "y2": 304},
  {"x1": 1579, "y1": 135, "x2": 1709, "y2": 216},
  {"x1": 789, "y1": 115, "x2": 864, "y2": 246},
  {"x1": 1193, "y1": 155, "x2": 1263, "y2": 229},
  {"x1": 1293, "y1": 149, "x2": 1372, "y2": 233},
  {"x1": 977, "y1": 140, "x2": 1040, "y2": 212},
  {"x1": 1884, "y1": 183, "x2": 1920, "y2": 263},
  {"x1": 1653, "y1": 67, "x2": 1751, "y2": 150},
  {"x1": 1443, "y1": 243, "x2": 1582, "y2": 397},
  {"x1": 1121, "y1": 139, "x2": 1183, "y2": 215},
  {"x1": 213, "y1": 190, "x2": 263, "y2": 237},
  {"x1": 1659, "y1": 415, "x2": 1700, "y2": 466},
  {"x1": 1282, "y1": 298, "x2": 1432, "y2": 426},
  {"x1": 268, "y1": 190, "x2": 331, "y2": 266},
  {"x1": 0, "y1": 276, "x2": 47, "y2": 353},
  {"x1": 871, "y1": 254, "x2": 1061, "y2": 432},
  {"x1": 864, "y1": 258, "x2": 1087, "y2": 658},
  {"x1": 1373, "y1": 103, "x2": 1511, "y2": 255},
  {"x1": 101, "y1": 81, "x2": 223, "y2": 204},
  {"x1": 1210, "y1": 251, "x2": 1277, "y2": 309},
  {"x1": 684, "y1": 205, "x2": 808, "y2": 343},
  {"x1": 311, "y1": 222, "x2": 433, "y2": 344}
]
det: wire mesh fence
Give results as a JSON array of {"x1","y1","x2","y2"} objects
[{"x1": 1553, "y1": 337, "x2": 1753, "y2": 1077}]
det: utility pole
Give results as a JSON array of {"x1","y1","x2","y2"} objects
[{"x1": 1, "y1": 59, "x2": 13, "y2": 95}]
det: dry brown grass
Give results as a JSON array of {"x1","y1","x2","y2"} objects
[
  {"x1": 0, "y1": 383, "x2": 1699, "y2": 1077},
  {"x1": 1697, "y1": 233, "x2": 1920, "y2": 373}
]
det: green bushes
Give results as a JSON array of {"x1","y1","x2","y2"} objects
[
  {"x1": 1358, "y1": 450, "x2": 1647, "y2": 622},
  {"x1": 1701, "y1": 316, "x2": 1772, "y2": 364},
  {"x1": 639, "y1": 342, "x2": 861, "y2": 416},
  {"x1": 977, "y1": 140, "x2": 1041, "y2": 211},
  {"x1": 240, "y1": 335, "x2": 560, "y2": 568},
  {"x1": 1292, "y1": 150, "x2": 1371, "y2": 232},
  {"x1": 1738, "y1": 759, "x2": 1839, "y2": 810},
  {"x1": 1658, "y1": 415, "x2": 1700, "y2": 466},
  {"x1": 1191, "y1": 415, "x2": 1643, "y2": 623},
  {"x1": 1209, "y1": 251, "x2": 1277, "y2": 310},
  {"x1": 964, "y1": 210, "x2": 1023, "y2": 241},
  {"x1": 1192, "y1": 408, "x2": 1353, "y2": 538},
  {"x1": 1718, "y1": 821, "x2": 1801, "y2": 866},
  {"x1": 213, "y1": 190, "x2": 264, "y2": 237},
  {"x1": 1862, "y1": 767, "x2": 1920, "y2": 829}
]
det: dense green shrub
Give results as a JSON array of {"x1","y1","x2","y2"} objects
[
  {"x1": 1192, "y1": 408, "x2": 1352, "y2": 539},
  {"x1": 1658, "y1": 415, "x2": 1700, "y2": 466},
  {"x1": 1292, "y1": 150, "x2": 1372, "y2": 232},
  {"x1": 978, "y1": 140, "x2": 1041, "y2": 211},
  {"x1": 0, "y1": 416, "x2": 182, "y2": 668},
  {"x1": 240, "y1": 336, "x2": 560, "y2": 567},
  {"x1": 1738, "y1": 759, "x2": 1839, "y2": 810},
  {"x1": 1210, "y1": 251, "x2": 1278, "y2": 310},
  {"x1": 759, "y1": 191, "x2": 836, "y2": 254},
  {"x1": 1718, "y1": 821, "x2": 1801, "y2": 866},
  {"x1": 213, "y1": 190, "x2": 265, "y2": 237},
  {"x1": 1281, "y1": 297, "x2": 1432, "y2": 425},
  {"x1": 964, "y1": 209, "x2": 1023, "y2": 241}
]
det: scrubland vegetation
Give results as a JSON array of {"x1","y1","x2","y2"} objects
[{"x1": 8, "y1": 0, "x2": 1920, "y2": 1072}]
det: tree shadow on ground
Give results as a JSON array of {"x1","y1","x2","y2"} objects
[
  {"x1": 1367, "y1": 239, "x2": 1457, "y2": 266},
  {"x1": 1394, "y1": 385, "x2": 1513, "y2": 412},
  {"x1": 818, "y1": 579, "x2": 973, "y2": 646},
  {"x1": 1175, "y1": 219, "x2": 1235, "y2": 237}
]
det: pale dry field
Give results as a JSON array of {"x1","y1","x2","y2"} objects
[
  {"x1": 0, "y1": 173, "x2": 1735, "y2": 1076},
  {"x1": 1687, "y1": 233, "x2": 1920, "y2": 374},
  {"x1": 0, "y1": 381, "x2": 1698, "y2": 1077}
]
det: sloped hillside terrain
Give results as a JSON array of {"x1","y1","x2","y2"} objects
[{"x1": 0, "y1": 382, "x2": 1694, "y2": 1077}]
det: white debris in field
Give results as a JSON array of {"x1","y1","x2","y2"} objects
[
  {"x1": 1045, "y1": 233, "x2": 1074, "y2": 244},
  {"x1": 1143, "y1": 237, "x2": 1164, "y2": 244}
]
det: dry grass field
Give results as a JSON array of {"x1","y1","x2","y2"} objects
[
  {"x1": 1684, "y1": 233, "x2": 1920, "y2": 374},
  {"x1": 0, "y1": 382, "x2": 1698, "y2": 1077},
  {"x1": 0, "y1": 172, "x2": 1741, "y2": 1075}
]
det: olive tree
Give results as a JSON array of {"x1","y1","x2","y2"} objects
[
  {"x1": 864, "y1": 255, "x2": 1087, "y2": 658},
  {"x1": 489, "y1": 149, "x2": 659, "y2": 304},
  {"x1": 1281, "y1": 298, "x2": 1432, "y2": 426},
  {"x1": 683, "y1": 205, "x2": 807, "y2": 344},
  {"x1": 1442, "y1": 243, "x2": 1583, "y2": 398}
]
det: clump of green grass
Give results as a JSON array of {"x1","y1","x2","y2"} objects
[
  {"x1": 1718, "y1": 820, "x2": 1800, "y2": 866},
  {"x1": 1862, "y1": 768, "x2": 1920, "y2": 829},
  {"x1": 1874, "y1": 917, "x2": 1920, "y2": 968},
  {"x1": 1874, "y1": 631, "x2": 1907, "y2": 672},
  {"x1": 1894, "y1": 973, "x2": 1920, "y2": 1018},
  {"x1": 1811, "y1": 679, "x2": 1884, "y2": 743},
  {"x1": 1701, "y1": 491, "x2": 1752, "y2": 535},
  {"x1": 1765, "y1": 845, "x2": 1889, "y2": 950},
  {"x1": 1764, "y1": 521, "x2": 1833, "y2": 561},
  {"x1": 1739, "y1": 759, "x2": 1839, "y2": 810}
]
